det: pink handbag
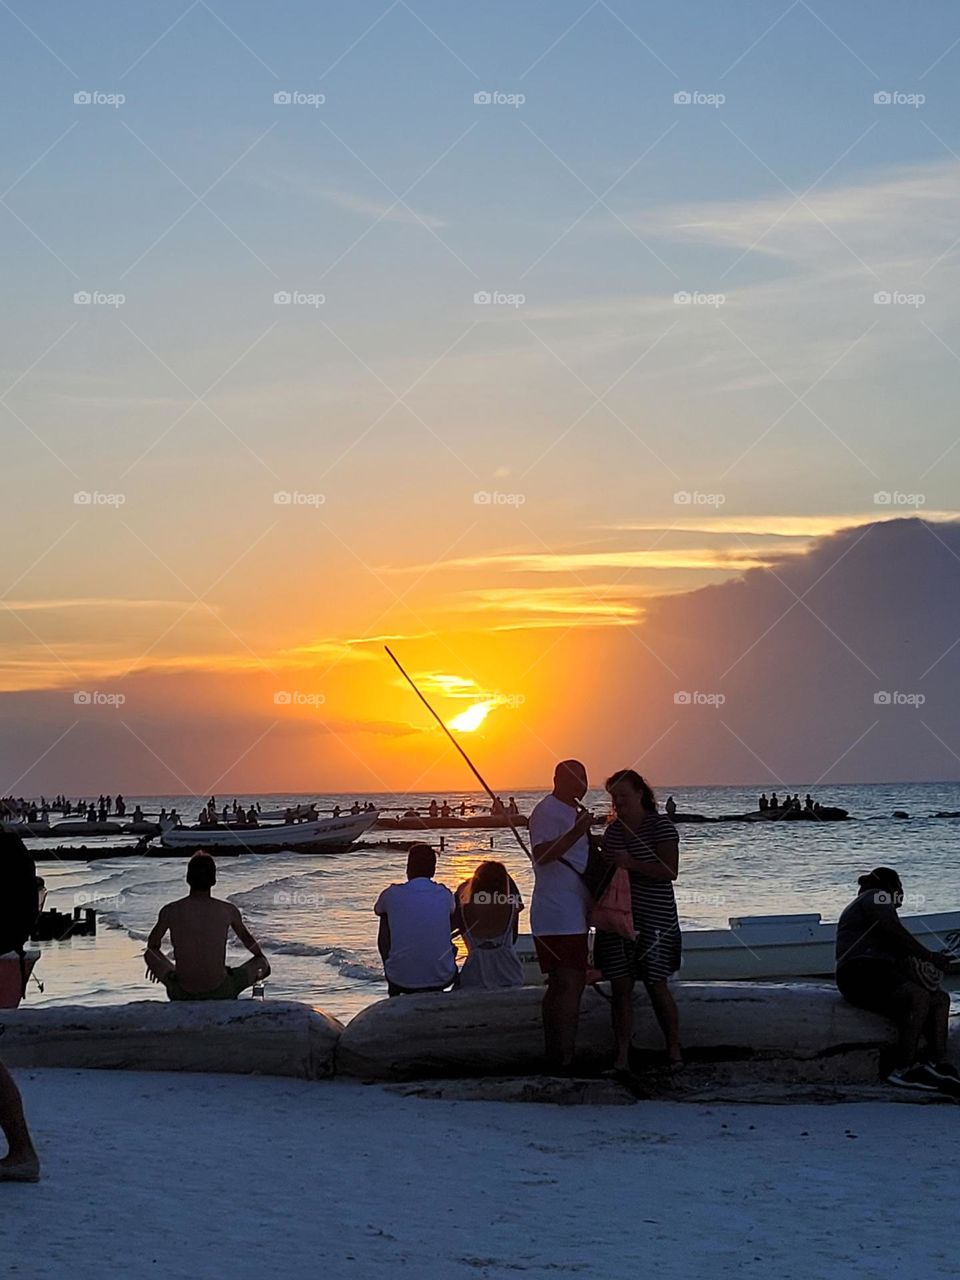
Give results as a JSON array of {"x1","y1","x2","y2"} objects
[{"x1": 588, "y1": 867, "x2": 636, "y2": 939}]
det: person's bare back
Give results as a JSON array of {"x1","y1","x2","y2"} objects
[
  {"x1": 144, "y1": 852, "x2": 270, "y2": 1000},
  {"x1": 163, "y1": 895, "x2": 238, "y2": 992}
]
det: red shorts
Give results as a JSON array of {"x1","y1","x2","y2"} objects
[{"x1": 534, "y1": 933, "x2": 589, "y2": 973}]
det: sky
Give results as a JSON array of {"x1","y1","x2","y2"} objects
[{"x1": 2, "y1": 1, "x2": 960, "y2": 795}]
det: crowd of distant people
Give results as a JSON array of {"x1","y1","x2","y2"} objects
[{"x1": 758, "y1": 792, "x2": 822, "y2": 814}]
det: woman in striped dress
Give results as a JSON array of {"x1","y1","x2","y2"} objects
[{"x1": 594, "y1": 769, "x2": 682, "y2": 1075}]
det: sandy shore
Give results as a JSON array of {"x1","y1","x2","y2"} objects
[{"x1": 2, "y1": 1068, "x2": 955, "y2": 1279}]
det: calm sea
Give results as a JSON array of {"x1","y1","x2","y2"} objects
[{"x1": 23, "y1": 782, "x2": 960, "y2": 1023}]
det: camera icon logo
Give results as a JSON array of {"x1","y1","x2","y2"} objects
[
  {"x1": 474, "y1": 91, "x2": 492, "y2": 105},
  {"x1": 74, "y1": 491, "x2": 92, "y2": 504},
  {"x1": 874, "y1": 691, "x2": 892, "y2": 705},
  {"x1": 874, "y1": 91, "x2": 892, "y2": 105},
  {"x1": 274, "y1": 291, "x2": 291, "y2": 305},
  {"x1": 274, "y1": 691, "x2": 293, "y2": 705},
  {"x1": 74, "y1": 91, "x2": 92, "y2": 105},
  {"x1": 273, "y1": 491, "x2": 292, "y2": 505},
  {"x1": 873, "y1": 491, "x2": 892, "y2": 505},
  {"x1": 274, "y1": 91, "x2": 292, "y2": 105},
  {"x1": 474, "y1": 291, "x2": 492, "y2": 305},
  {"x1": 673, "y1": 290, "x2": 691, "y2": 304},
  {"x1": 874, "y1": 291, "x2": 891, "y2": 305},
  {"x1": 473, "y1": 491, "x2": 492, "y2": 504},
  {"x1": 74, "y1": 291, "x2": 92, "y2": 305},
  {"x1": 673, "y1": 490, "x2": 692, "y2": 504},
  {"x1": 674, "y1": 91, "x2": 692, "y2": 105},
  {"x1": 674, "y1": 691, "x2": 691, "y2": 705},
  {"x1": 74, "y1": 691, "x2": 92, "y2": 704}
]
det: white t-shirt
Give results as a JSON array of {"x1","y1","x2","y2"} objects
[
  {"x1": 527, "y1": 794, "x2": 591, "y2": 936},
  {"x1": 374, "y1": 878, "x2": 457, "y2": 990}
]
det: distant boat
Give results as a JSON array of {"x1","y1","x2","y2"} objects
[
  {"x1": 517, "y1": 910, "x2": 960, "y2": 984},
  {"x1": 159, "y1": 810, "x2": 379, "y2": 853}
]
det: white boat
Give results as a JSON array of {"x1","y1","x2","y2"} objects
[
  {"x1": 517, "y1": 910, "x2": 960, "y2": 984},
  {"x1": 160, "y1": 810, "x2": 379, "y2": 853}
]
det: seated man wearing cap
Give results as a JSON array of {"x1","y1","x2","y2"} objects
[{"x1": 835, "y1": 867, "x2": 955, "y2": 1092}]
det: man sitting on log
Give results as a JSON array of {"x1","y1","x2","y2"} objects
[
  {"x1": 374, "y1": 843, "x2": 458, "y2": 996},
  {"x1": 835, "y1": 866, "x2": 956, "y2": 1093},
  {"x1": 144, "y1": 852, "x2": 270, "y2": 1001}
]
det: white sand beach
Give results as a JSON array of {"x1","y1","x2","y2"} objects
[{"x1": 3, "y1": 1068, "x2": 955, "y2": 1280}]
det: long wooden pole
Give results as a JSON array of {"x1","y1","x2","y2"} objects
[{"x1": 384, "y1": 645, "x2": 531, "y2": 857}]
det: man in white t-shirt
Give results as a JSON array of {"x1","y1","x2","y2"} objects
[
  {"x1": 374, "y1": 844, "x2": 458, "y2": 996},
  {"x1": 528, "y1": 760, "x2": 594, "y2": 1071}
]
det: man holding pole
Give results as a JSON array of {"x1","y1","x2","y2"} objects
[{"x1": 528, "y1": 760, "x2": 594, "y2": 1073}]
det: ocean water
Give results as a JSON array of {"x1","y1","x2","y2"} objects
[{"x1": 23, "y1": 782, "x2": 960, "y2": 1023}]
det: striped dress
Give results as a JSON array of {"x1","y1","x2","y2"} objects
[{"x1": 594, "y1": 813, "x2": 681, "y2": 983}]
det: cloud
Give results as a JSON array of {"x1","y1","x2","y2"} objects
[{"x1": 588, "y1": 516, "x2": 960, "y2": 784}]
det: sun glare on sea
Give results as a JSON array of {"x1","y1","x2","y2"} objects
[{"x1": 447, "y1": 700, "x2": 494, "y2": 733}]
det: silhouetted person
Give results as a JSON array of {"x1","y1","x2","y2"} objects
[
  {"x1": 375, "y1": 844, "x2": 457, "y2": 996},
  {"x1": 665, "y1": 795, "x2": 677, "y2": 818},
  {"x1": 769, "y1": 793, "x2": 779, "y2": 811},
  {"x1": 528, "y1": 760, "x2": 593, "y2": 1072},
  {"x1": 835, "y1": 867, "x2": 954, "y2": 1092},
  {"x1": 144, "y1": 852, "x2": 270, "y2": 1000},
  {"x1": 0, "y1": 1062, "x2": 39, "y2": 1182},
  {"x1": 759, "y1": 793, "x2": 768, "y2": 812}
]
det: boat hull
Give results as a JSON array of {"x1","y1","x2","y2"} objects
[
  {"x1": 160, "y1": 812, "x2": 378, "y2": 853},
  {"x1": 516, "y1": 910, "x2": 960, "y2": 984}
]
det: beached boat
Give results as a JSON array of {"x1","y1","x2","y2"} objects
[
  {"x1": 517, "y1": 910, "x2": 960, "y2": 984},
  {"x1": 159, "y1": 810, "x2": 379, "y2": 853}
]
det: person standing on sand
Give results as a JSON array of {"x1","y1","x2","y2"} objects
[
  {"x1": 594, "y1": 770, "x2": 683, "y2": 1080},
  {"x1": 375, "y1": 844, "x2": 458, "y2": 996},
  {"x1": 528, "y1": 760, "x2": 594, "y2": 1073},
  {"x1": 144, "y1": 852, "x2": 270, "y2": 1000},
  {"x1": 0, "y1": 1061, "x2": 39, "y2": 1182}
]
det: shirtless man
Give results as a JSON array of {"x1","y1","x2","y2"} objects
[{"x1": 144, "y1": 851, "x2": 270, "y2": 1000}]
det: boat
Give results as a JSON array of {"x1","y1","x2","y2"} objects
[
  {"x1": 516, "y1": 910, "x2": 960, "y2": 984},
  {"x1": 159, "y1": 810, "x2": 379, "y2": 854}
]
